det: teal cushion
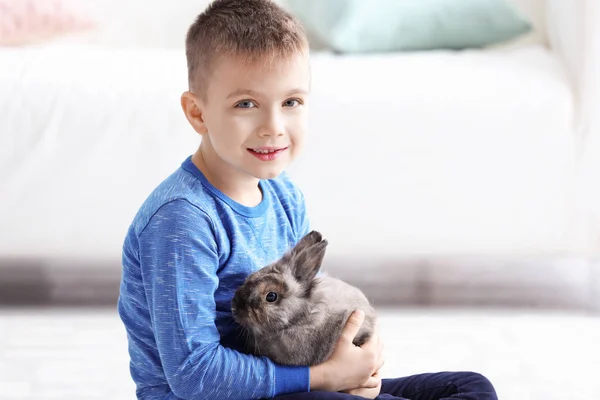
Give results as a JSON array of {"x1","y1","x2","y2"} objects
[{"x1": 285, "y1": 0, "x2": 532, "y2": 53}]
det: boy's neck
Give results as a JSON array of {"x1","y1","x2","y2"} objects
[{"x1": 191, "y1": 148, "x2": 263, "y2": 207}]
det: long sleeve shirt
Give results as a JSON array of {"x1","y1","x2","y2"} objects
[{"x1": 118, "y1": 156, "x2": 310, "y2": 399}]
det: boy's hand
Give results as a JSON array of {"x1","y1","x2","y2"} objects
[
  {"x1": 342, "y1": 370, "x2": 382, "y2": 399},
  {"x1": 310, "y1": 310, "x2": 385, "y2": 392}
]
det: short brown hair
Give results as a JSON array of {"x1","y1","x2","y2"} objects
[{"x1": 185, "y1": 0, "x2": 308, "y2": 94}]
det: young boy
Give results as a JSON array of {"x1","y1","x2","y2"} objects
[{"x1": 117, "y1": 0, "x2": 498, "y2": 399}]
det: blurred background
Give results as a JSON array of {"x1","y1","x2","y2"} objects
[{"x1": 1, "y1": 0, "x2": 600, "y2": 399}]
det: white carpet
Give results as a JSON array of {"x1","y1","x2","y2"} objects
[{"x1": 1, "y1": 307, "x2": 598, "y2": 399}]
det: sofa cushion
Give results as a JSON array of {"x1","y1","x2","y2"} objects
[
  {"x1": 0, "y1": 0, "x2": 93, "y2": 46},
  {"x1": 284, "y1": 0, "x2": 532, "y2": 53}
]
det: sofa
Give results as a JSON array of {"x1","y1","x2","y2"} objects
[
  {"x1": 2, "y1": 1, "x2": 600, "y2": 399},
  {"x1": 0, "y1": 0, "x2": 599, "y2": 310}
]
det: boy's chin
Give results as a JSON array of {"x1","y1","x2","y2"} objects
[{"x1": 252, "y1": 167, "x2": 285, "y2": 180}]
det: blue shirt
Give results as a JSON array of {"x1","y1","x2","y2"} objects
[{"x1": 118, "y1": 156, "x2": 311, "y2": 399}]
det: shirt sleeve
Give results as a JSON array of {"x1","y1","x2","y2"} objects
[{"x1": 138, "y1": 199, "x2": 309, "y2": 399}]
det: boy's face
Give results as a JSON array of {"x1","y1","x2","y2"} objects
[{"x1": 186, "y1": 52, "x2": 310, "y2": 182}]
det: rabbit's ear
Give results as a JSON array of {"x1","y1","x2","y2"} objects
[
  {"x1": 292, "y1": 239, "x2": 328, "y2": 283},
  {"x1": 291, "y1": 231, "x2": 323, "y2": 257}
]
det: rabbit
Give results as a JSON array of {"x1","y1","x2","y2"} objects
[{"x1": 231, "y1": 230, "x2": 376, "y2": 366}]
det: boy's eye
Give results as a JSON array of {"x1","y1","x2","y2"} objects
[
  {"x1": 235, "y1": 100, "x2": 257, "y2": 109},
  {"x1": 283, "y1": 98, "x2": 303, "y2": 108}
]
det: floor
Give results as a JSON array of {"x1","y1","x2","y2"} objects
[{"x1": 1, "y1": 307, "x2": 599, "y2": 399}]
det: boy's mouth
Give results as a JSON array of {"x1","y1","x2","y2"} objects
[{"x1": 247, "y1": 146, "x2": 288, "y2": 161}]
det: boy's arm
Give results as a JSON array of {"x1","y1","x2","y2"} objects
[{"x1": 137, "y1": 199, "x2": 308, "y2": 400}]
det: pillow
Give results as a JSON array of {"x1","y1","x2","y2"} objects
[
  {"x1": 284, "y1": 0, "x2": 532, "y2": 53},
  {"x1": 0, "y1": 0, "x2": 94, "y2": 46}
]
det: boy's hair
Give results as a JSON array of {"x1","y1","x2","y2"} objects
[{"x1": 185, "y1": 0, "x2": 308, "y2": 96}]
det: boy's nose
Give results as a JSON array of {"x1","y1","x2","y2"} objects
[
  {"x1": 259, "y1": 113, "x2": 284, "y2": 137},
  {"x1": 258, "y1": 127, "x2": 284, "y2": 138}
]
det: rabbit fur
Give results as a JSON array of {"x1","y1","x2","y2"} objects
[{"x1": 231, "y1": 230, "x2": 376, "y2": 366}]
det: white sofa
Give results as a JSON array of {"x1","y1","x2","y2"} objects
[{"x1": 1, "y1": 0, "x2": 599, "y2": 308}]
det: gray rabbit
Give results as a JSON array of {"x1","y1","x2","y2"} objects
[{"x1": 231, "y1": 230, "x2": 376, "y2": 366}]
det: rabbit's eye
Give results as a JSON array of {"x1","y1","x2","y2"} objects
[{"x1": 265, "y1": 292, "x2": 278, "y2": 302}]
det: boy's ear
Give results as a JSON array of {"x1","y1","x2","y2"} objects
[{"x1": 181, "y1": 91, "x2": 208, "y2": 135}]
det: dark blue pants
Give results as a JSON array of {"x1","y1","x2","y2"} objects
[{"x1": 274, "y1": 371, "x2": 497, "y2": 400}]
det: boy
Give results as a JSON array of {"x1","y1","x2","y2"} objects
[{"x1": 117, "y1": 0, "x2": 498, "y2": 399}]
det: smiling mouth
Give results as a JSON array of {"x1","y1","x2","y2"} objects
[
  {"x1": 248, "y1": 147, "x2": 288, "y2": 154},
  {"x1": 247, "y1": 147, "x2": 289, "y2": 161}
]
